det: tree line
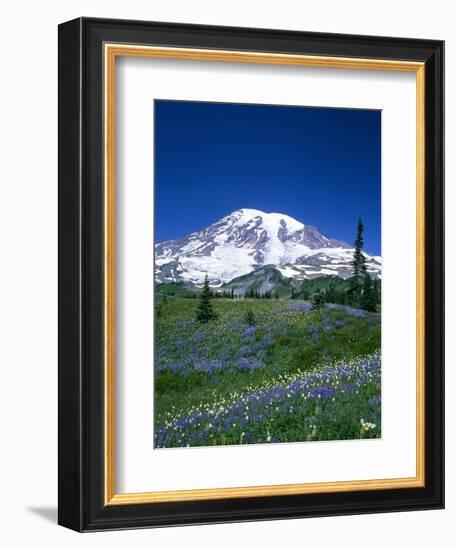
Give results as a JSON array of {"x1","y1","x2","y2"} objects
[
  {"x1": 156, "y1": 217, "x2": 380, "y2": 323},
  {"x1": 307, "y1": 219, "x2": 379, "y2": 312},
  {"x1": 214, "y1": 289, "x2": 279, "y2": 299}
]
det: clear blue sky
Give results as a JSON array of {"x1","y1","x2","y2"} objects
[{"x1": 155, "y1": 100, "x2": 381, "y2": 255}]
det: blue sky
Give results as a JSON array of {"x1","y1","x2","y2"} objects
[{"x1": 155, "y1": 100, "x2": 381, "y2": 255}]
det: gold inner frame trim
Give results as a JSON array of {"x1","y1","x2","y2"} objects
[{"x1": 104, "y1": 44, "x2": 426, "y2": 506}]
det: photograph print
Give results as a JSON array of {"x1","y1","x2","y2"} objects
[{"x1": 154, "y1": 100, "x2": 381, "y2": 449}]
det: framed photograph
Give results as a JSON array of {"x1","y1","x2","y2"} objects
[{"x1": 58, "y1": 17, "x2": 444, "y2": 531}]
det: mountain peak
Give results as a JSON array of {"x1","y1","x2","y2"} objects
[
  {"x1": 232, "y1": 208, "x2": 265, "y2": 218},
  {"x1": 230, "y1": 208, "x2": 304, "y2": 232},
  {"x1": 155, "y1": 209, "x2": 381, "y2": 286}
]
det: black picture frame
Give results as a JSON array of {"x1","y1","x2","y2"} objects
[{"x1": 58, "y1": 17, "x2": 444, "y2": 532}]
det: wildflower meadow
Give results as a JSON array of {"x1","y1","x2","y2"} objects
[{"x1": 154, "y1": 297, "x2": 381, "y2": 448}]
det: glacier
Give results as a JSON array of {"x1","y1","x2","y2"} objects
[{"x1": 155, "y1": 208, "x2": 382, "y2": 286}]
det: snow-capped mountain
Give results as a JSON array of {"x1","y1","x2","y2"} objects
[{"x1": 155, "y1": 208, "x2": 382, "y2": 286}]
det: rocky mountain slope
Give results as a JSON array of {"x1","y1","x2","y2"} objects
[{"x1": 155, "y1": 209, "x2": 381, "y2": 286}]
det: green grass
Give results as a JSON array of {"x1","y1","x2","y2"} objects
[{"x1": 154, "y1": 297, "x2": 381, "y2": 447}]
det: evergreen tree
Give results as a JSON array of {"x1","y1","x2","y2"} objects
[
  {"x1": 325, "y1": 282, "x2": 336, "y2": 304},
  {"x1": 373, "y1": 279, "x2": 381, "y2": 306},
  {"x1": 311, "y1": 290, "x2": 325, "y2": 310},
  {"x1": 244, "y1": 308, "x2": 256, "y2": 326},
  {"x1": 196, "y1": 275, "x2": 217, "y2": 323},
  {"x1": 156, "y1": 303, "x2": 163, "y2": 319},
  {"x1": 274, "y1": 291, "x2": 279, "y2": 300},
  {"x1": 348, "y1": 218, "x2": 367, "y2": 306},
  {"x1": 352, "y1": 218, "x2": 367, "y2": 279},
  {"x1": 156, "y1": 292, "x2": 168, "y2": 319},
  {"x1": 360, "y1": 273, "x2": 377, "y2": 312}
]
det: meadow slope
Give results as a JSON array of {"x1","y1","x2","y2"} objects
[{"x1": 154, "y1": 298, "x2": 381, "y2": 448}]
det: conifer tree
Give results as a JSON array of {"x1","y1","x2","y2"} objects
[
  {"x1": 349, "y1": 218, "x2": 367, "y2": 305},
  {"x1": 352, "y1": 218, "x2": 367, "y2": 279},
  {"x1": 360, "y1": 273, "x2": 377, "y2": 312},
  {"x1": 325, "y1": 281, "x2": 336, "y2": 304},
  {"x1": 311, "y1": 290, "x2": 325, "y2": 310},
  {"x1": 158, "y1": 292, "x2": 168, "y2": 316},
  {"x1": 374, "y1": 279, "x2": 381, "y2": 306},
  {"x1": 196, "y1": 275, "x2": 217, "y2": 323},
  {"x1": 244, "y1": 308, "x2": 256, "y2": 326},
  {"x1": 156, "y1": 303, "x2": 163, "y2": 319}
]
